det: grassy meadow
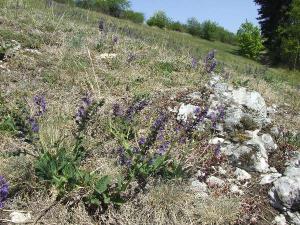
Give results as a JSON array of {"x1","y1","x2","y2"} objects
[{"x1": 0, "y1": 0, "x2": 299, "y2": 224}]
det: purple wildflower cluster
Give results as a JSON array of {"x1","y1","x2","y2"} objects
[
  {"x1": 117, "y1": 113, "x2": 168, "y2": 167},
  {"x1": 112, "y1": 103, "x2": 124, "y2": 117},
  {"x1": 0, "y1": 176, "x2": 9, "y2": 209},
  {"x1": 127, "y1": 53, "x2": 136, "y2": 63},
  {"x1": 28, "y1": 95, "x2": 47, "y2": 133},
  {"x1": 117, "y1": 147, "x2": 132, "y2": 166},
  {"x1": 205, "y1": 50, "x2": 217, "y2": 73},
  {"x1": 191, "y1": 57, "x2": 198, "y2": 69},
  {"x1": 214, "y1": 143, "x2": 221, "y2": 159},
  {"x1": 112, "y1": 36, "x2": 118, "y2": 45},
  {"x1": 125, "y1": 100, "x2": 148, "y2": 121},
  {"x1": 75, "y1": 94, "x2": 92, "y2": 124},
  {"x1": 33, "y1": 95, "x2": 46, "y2": 116},
  {"x1": 98, "y1": 19, "x2": 105, "y2": 32}
]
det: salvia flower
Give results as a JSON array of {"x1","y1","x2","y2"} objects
[
  {"x1": 112, "y1": 36, "x2": 118, "y2": 45},
  {"x1": 209, "y1": 112, "x2": 217, "y2": 130},
  {"x1": 127, "y1": 53, "x2": 136, "y2": 63},
  {"x1": 217, "y1": 105, "x2": 225, "y2": 120},
  {"x1": 117, "y1": 147, "x2": 131, "y2": 166},
  {"x1": 205, "y1": 49, "x2": 216, "y2": 62},
  {"x1": 151, "y1": 114, "x2": 167, "y2": 130},
  {"x1": 33, "y1": 95, "x2": 46, "y2": 116},
  {"x1": 214, "y1": 143, "x2": 222, "y2": 159},
  {"x1": 112, "y1": 103, "x2": 124, "y2": 117},
  {"x1": 28, "y1": 117, "x2": 39, "y2": 133},
  {"x1": 98, "y1": 19, "x2": 104, "y2": 32},
  {"x1": 0, "y1": 176, "x2": 9, "y2": 209},
  {"x1": 138, "y1": 137, "x2": 146, "y2": 146},
  {"x1": 75, "y1": 93, "x2": 92, "y2": 124},
  {"x1": 157, "y1": 141, "x2": 170, "y2": 156},
  {"x1": 207, "y1": 59, "x2": 217, "y2": 73},
  {"x1": 191, "y1": 57, "x2": 198, "y2": 69},
  {"x1": 125, "y1": 100, "x2": 148, "y2": 121}
]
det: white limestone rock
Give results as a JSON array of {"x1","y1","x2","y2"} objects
[
  {"x1": 206, "y1": 176, "x2": 225, "y2": 187},
  {"x1": 177, "y1": 103, "x2": 198, "y2": 122},
  {"x1": 234, "y1": 168, "x2": 252, "y2": 181},
  {"x1": 260, "y1": 173, "x2": 282, "y2": 185},
  {"x1": 272, "y1": 214, "x2": 287, "y2": 225}
]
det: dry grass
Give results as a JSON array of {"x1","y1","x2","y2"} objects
[{"x1": 0, "y1": 1, "x2": 299, "y2": 224}]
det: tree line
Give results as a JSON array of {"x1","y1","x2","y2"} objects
[
  {"x1": 146, "y1": 11, "x2": 237, "y2": 45},
  {"x1": 53, "y1": 0, "x2": 299, "y2": 69}
]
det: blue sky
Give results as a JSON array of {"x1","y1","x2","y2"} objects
[{"x1": 129, "y1": 0, "x2": 259, "y2": 33}]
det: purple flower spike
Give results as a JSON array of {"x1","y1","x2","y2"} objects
[
  {"x1": 138, "y1": 137, "x2": 146, "y2": 146},
  {"x1": 0, "y1": 176, "x2": 9, "y2": 209},
  {"x1": 34, "y1": 95, "x2": 47, "y2": 116},
  {"x1": 98, "y1": 19, "x2": 104, "y2": 32},
  {"x1": 205, "y1": 49, "x2": 217, "y2": 62},
  {"x1": 112, "y1": 103, "x2": 123, "y2": 117},
  {"x1": 217, "y1": 105, "x2": 225, "y2": 120},
  {"x1": 82, "y1": 94, "x2": 92, "y2": 107},
  {"x1": 112, "y1": 36, "x2": 118, "y2": 44},
  {"x1": 157, "y1": 141, "x2": 170, "y2": 155},
  {"x1": 191, "y1": 57, "x2": 198, "y2": 69},
  {"x1": 214, "y1": 143, "x2": 221, "y2": 159},
  {"x1": 28, "y1": 117, "x2": 39, "y2": 133}
]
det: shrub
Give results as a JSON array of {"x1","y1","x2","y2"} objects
[
  {"x1": 168, "y1": 21, "x2": 185, "y2": 32},
  {"x1": 186, "y1": 17, "x2": 202, "y2": 37},
  {"x1": 121, "y1": 10, "x2": 144, "y2": 24},
  {"x1": 201, "y1": 20, "x2": 218, "y2": 41},
  {"x1": 237, "y1": 21, "x2": 264, "y2": 60},
  {"x1": 147, "y1": 11, "x2": 170, "y2": 29},
  {"x1": 75, "y1": 0, "x2": 130, "y2": 17}
]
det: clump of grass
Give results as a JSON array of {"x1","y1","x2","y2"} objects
[
  {"x1": 198, "y1": 196, "x2": 241, "y2": 225},
  {"x1": 103, "y1": 181, "x2": 200, "y2": 225}
]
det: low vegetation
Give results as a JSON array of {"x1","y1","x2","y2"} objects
[{"x1": 0, "y1": 0, "x2": 299, "y2": 224}]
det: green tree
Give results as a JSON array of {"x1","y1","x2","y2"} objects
[
  {"x1": 186, "y1": 17, "x2": 202, "y2": 37},
  {"x1": 168, "y1": 21, "x2": 185, "y2": 32},
  {"x1": 121, "y1": 10, "x2": 144, "y2": 24},
  {"x1": 254, "y1": 0, "x2": 293, "y2": 65},
  {"x1": 75, "y1": 0, "x2": 130, "y2": 17},
  {"x1": 201, "y1": 20, "x2": 218, "y2": 41},
  {"x1": 278, "y1": 0, "x2": 300, "y2": 69},
  {"x1": 147, "y1": 11, "x2": 170, "y2": 29},
  {"x1": 237, "y1": 21, "x2": 264, "y2": 60}
]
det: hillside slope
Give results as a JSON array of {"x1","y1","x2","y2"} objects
[{"x1": 0, "y1": 1, "x2": 299, "y2": 224}]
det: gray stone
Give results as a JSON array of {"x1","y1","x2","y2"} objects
[
  {"x1": 206, "y1": 176, "x2": 225, "y2": 187},
  {"x1": 177, "y1": 103, "x2": 198, "y2": 122},
  {"x1": 234, "y1": 168, "x2": 252, "y2": 181},
  {"x1": 287, "y1": 211, "x2": 300, "y2": 225},
  {"x1": 260, "y1": 173, "x2": 282, "y2": 185},
  {"x1": 272, "y1": 214, "x2": 287, "y2": 225},
  {"x1": 269, "y1": 176, "x2": 300, "y2": 211},
  {"x1": 230, "y1": 184, "x2": 244, "y2": 195}
]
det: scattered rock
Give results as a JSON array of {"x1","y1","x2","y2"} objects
[
  {"x1": 230, "y1": 184, "x2": 244, "y2": 195},
  {"x1": 218, "y1": 166, "x2": 227, "y2": 175},
  {"x1": 272, "y1": 214, "x2": 287, "y2": 225},
  {"x1": 206, "y1": 176, "x2": 225, "y2": 188},
  {"x1": 260, "y1": 173, "x2": 282, "y2": 185},
  {"x1": 99, "y1": 53, "x2": 117, "y2": 59},
  {"x1": 269, "y1": 176, "x2": 300, "y2": 211},
  {"x1": 286, "y1": 211, "x2": 300, "y2": 225},
  {"x1": 234, "y1": 168, "x2": 252, "y2": 181},
  {"x1": 209, "y1": 137, "x2": 225, "y2": 144},
  {"x1": 9, "y1": 212, "x2": 32, "y2": 224},
  {"x1": 191, "y1": 180, "x2": 209, "y2": 198},
  {"x1": 177, "y1": 103, "x2": 198, "y2": 122}
]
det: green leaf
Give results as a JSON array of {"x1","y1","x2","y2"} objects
[
  {"x1": 103, "y1": 193, "x2": 111, "y2": 204},
  {"x1": 95, "y1": 175, "x2": 111, "y2": 193},
  {"x1": 90, "y1": 198, "x2": 101, "y2": 206}
]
